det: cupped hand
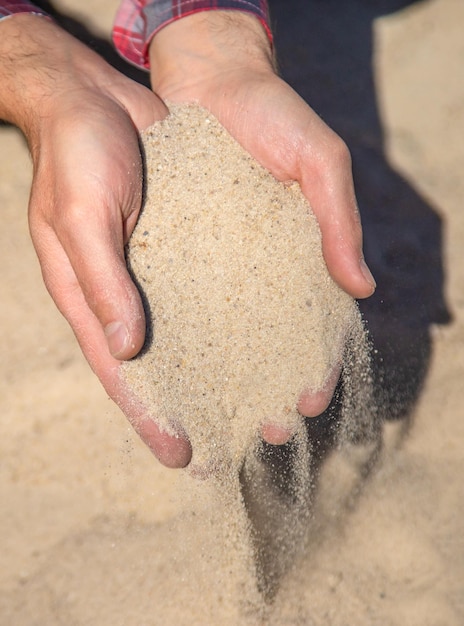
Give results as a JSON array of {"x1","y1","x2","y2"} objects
[
  {"x1": 149, "y1": 12, "x2": 376, "y2": 443},
  {"x1": 7, "y1": 19, "x2": 192, "y2": 467}
]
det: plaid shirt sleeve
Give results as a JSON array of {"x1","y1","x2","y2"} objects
[
  {"x1": 0, "y1": 1, "x2": 271, "y2": 72},
  {"x1": 0, "y1": 1, "x2": 48, "y2": 19},
  {"x1": 112, "y1": 0, "x2": 272, "y2": 70}
]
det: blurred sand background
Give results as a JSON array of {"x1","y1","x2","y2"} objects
[{"x1": 1, "y1": 0, "x2": 463, "y2": 624}]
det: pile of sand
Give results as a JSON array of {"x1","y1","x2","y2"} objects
[
  {"x1": 123, "y1": 104, "x2": 360, "y2": 466},
  {"x1": 121, "y1": 104, "x2": 373, "y2": 621}
]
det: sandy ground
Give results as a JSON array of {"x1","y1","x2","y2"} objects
[{"x1": 1, "y1": 0, "x2": 463, "y2": 624}]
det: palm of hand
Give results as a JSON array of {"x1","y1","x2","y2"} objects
[
  {"x1": 158, "y1": 69, "x2": 370, "y2": 297},
  {"x1": 28, "y1": 80, "x2": 191, "y2": 467}
]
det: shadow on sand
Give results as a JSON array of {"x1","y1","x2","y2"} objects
[
  {"x1": 243, "y1": 0, "x2": 451, "y2": 597},
  {"x1": 271, "y1": 0, "x2": 450, "y2": 426}
]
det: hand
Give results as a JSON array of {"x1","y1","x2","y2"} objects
[
  {"x1": 149, "y1": 12, "x2": 376, "y2": 443},
  {"x1": 0, "y1": 16, "x2": 191, "y2": 467}
]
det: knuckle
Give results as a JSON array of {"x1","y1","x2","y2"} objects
[{"x1": 325, "y1": 135, "x2": 352, "y2": 170}]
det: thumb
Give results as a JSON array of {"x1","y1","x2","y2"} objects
[
  {"x1": 29, "y1": 102, "x2": 149, "y2": 359},
  {"x1": 30, "y1": 208, "x2": 146, "y2": 361}
]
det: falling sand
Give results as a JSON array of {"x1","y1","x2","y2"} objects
[{"x1": 121, "y1": 104, "x2": 376, "y2": 623}]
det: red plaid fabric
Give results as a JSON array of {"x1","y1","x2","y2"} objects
[
  {"x1": 0, "y1": 1, "x2": 47, "y2": 18},
  {"x1": 0, "y1": 1, "x2": 271, "y2": 70},
  {"x1": 112, "y1": 0, "x2": 271, "y2": 69}
]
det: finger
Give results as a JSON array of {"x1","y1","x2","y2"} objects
[
  {"x1": 138, "y1": 420, "x2": 192, "y2": 468},
  {"x1": 299, "y1": 133, "x2": 376, "y2": 300},
  {"x1": 67, "y1": 225, "x2": 145, "y2": 360},
  {"x1": 261, "y1": 423, "x2": 293, "y2": 446},
  {"x1": 260, "y1": 370, "x2": 341, "y2": 446},
  {"x1": 297, "y1": 363, "x2": 342, "y2": 417},
  {"x1": 115, "y1": 377, "x2": 192, "y2": 468}
]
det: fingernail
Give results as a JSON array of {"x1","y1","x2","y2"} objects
[
  {"x1": 360, "y1": 258, "x2": 376, "y2": 290},
  {"x1": 104, "y1": 321, "x2": 130, "y2": 358}
]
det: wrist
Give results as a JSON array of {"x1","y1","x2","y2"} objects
[
  {"x1": 149, "y1": 11, "x2": 275, "y2": 99},
  {"x1": 0, "y1": 15, "x2": 115, "y2": 143}
]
